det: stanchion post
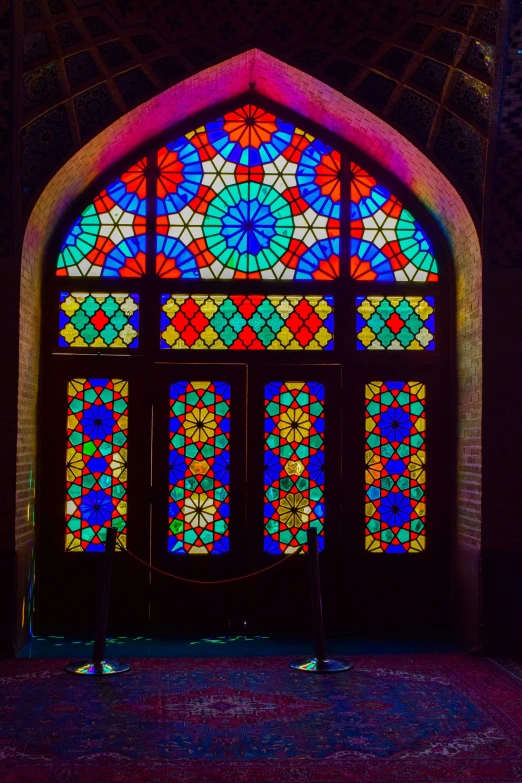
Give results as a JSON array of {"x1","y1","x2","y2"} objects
[
  {"x1": 308, "y1": 527, "x2": 327, "y2": 663},
  {"x1": 93, "y1": 527, "x2": 116, "y2": 664},
  {"x1": 290, "y1": 526, "x2": 353, "y2": 673},
  {"x1": 65, "y1": 527, "x2": 131, "y2": 676}
]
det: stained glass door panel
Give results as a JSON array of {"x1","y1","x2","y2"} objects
[
  {"x1": 263, "y1": 380, "x2": 326, "y2": 555},
  {"x1": 40, "y1": 361, "x2": 448, "y2": 638},
  {"x1": 149, "y1": 364, "x2": 248, "y2": 634},
  {"x1": 38, "y1": 361, "x2": 151, "y2": 634},
  {"x1": 348, "y1": 368, "x2": 450, "y2": 636},
  {"x1": 244, "y1": 365, "x2": 342, "y2": 635},
  {"x1": 168, "y1": 380, "x2": 232, "y2": 555},
  {"x1": 149, "y1": 364, "x2": 342, "y2": 636}
]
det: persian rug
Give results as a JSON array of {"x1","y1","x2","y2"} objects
[
  {"x1": 2, "y1": 654, "x2": 522, "y2": 782},
  {"x1": 492, "y1": 658, "x2": 522, "y2": 682}
]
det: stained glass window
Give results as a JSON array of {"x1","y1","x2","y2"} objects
[
  {"x1": 169, "y1": 381, "x2": 230, "y2": 554},
  {"x1": 57, "y1": 159, "x2": 147, "y2": 277},
  {"x1": 50, "y1": 102, "x2": 444, "y2": 565},
  {"x1": 59, "y1": 293, "x2": 140, "y2": 348},
  {"x1": 356, "y1": 296, "x2": 435, "y2": 350},
  {"x1": 156, "y1": 104, "x2": 340, "y2": 279},
  {"x1": 351, "y1": 164, "x2": 438, "y2": 282},
  {"x1": 264, "y1": 382, "x2": 325, "y2": 554},
  {"x1": 365, "y1": 381, "x2": 425, "y2": 553},
  {"x1": 66, "y1": 378, "x2": 128, "y2": 552},
  {"x1": 160, "y1": 294, "x2": 334, "y2": 350},
  {"x1": 53, "y1": 106, "x2": 443, "y2": 286}
]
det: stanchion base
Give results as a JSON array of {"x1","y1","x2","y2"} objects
[
  {"x1": 64, "y1": 660, "x2": 131, "y2": 676},
  {"x1": 289, "y1": 657, "x2": 353, "y2": 673}
]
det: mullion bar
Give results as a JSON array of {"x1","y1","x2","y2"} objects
[
  {"x1": 141, "y1": 154, "x2": 160, "y2": 354},
  {"x1": 338, "y1": 151, "x2": 353, "y2": 365},
  {"x1": 146, "y1": 151, "x2": 159, "y2": 280}
]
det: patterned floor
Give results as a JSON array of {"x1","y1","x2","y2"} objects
[{"x1": 2, "y1": 654, "x2": 522, "y2": 782}]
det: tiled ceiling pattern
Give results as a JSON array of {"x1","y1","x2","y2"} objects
[
  {"x1": 489, "y1": 1, "x2": 522, "y2": 266},
  {"x1": 21, "y1": 0, "x2": 500, "y2": 219}
]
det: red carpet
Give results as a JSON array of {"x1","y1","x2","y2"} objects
[{"x1": 1, "y1": 654, "x2": 522, "y2": 782}]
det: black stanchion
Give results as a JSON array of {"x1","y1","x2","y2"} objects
[
  {"x1": 290, "y1": 527, "x2": 353, "y2": 673},
  {"x1": 65, "y1": 528, "x2": 130, "y2": 676}
]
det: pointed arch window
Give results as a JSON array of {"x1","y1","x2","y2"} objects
[{"x1": 45, "y1": 99, "x2": 448, "y2": 560}]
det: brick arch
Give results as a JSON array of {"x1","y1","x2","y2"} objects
[{"x1": 19, "y1": 49, "x2": 481, "y2": 641}]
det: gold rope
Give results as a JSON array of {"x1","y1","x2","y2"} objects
[{"x1": 118, "y1": 543, "x2": 304, "y2": 585}]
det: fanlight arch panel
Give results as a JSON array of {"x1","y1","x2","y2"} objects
[{"x1": 55, "y1": 102, "x2": 439, "y2": 284}]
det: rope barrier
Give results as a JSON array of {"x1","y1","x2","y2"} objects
[{"x1": 117, "y1": 542, "x2": 304, "y2": 585}]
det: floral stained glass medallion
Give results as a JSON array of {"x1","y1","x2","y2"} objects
[
  {"x1": 57, "y1": 159, "x2": 147, "y2": 277},
  {"x1": 351, "y1": 164, "x2": 438, "y2": 282},
  {"x1": 365, "y1": 381, "x2": 426, "y2": 553},
  {"x1": 169, "y1": 381, "x2": 230, "y2": 554},
  {"x1": 66, "y1": 378, "x2": 128, "y2": 552},
  {"x1": 59, "y1": 293, "x2": 140, "y2": 348},
  {"x1": 264, "y1": 382, "x2": 325, "y2": 554},
  {"x1": 156, "y1": 104, "x2": 341, "y2": 280},
  {"x1": 160, "y1": 294, "x2": 334, "y2": 350},
  {"x1": 356, "y1": 296, "x2": 435, "y2": 350}
]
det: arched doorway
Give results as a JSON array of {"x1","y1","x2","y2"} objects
[{"x1": 37, "y1": 95, "x2": 453, "y2": 638}]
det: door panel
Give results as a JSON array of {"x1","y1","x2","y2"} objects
[
  {"x1": 149, "y1": 363, "x2": 343, "y2": 637},
  {"x1": 343, "y1": 367, "x2": 451, "y2": 638},
  {"x1": 243, "y1": 365, "x2": 342, "y2": 636},
  {"x1": 39, "y1": 359, "x2": 450, "y2": 640},
  {"x1": 38, "y1": 359, "x2": 151, "y2": 634},
  {"x1": 149, "y1": 364, "x2": 247, "y2": 635}
]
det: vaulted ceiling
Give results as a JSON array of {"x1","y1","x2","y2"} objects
[{"x1": 21, "y1": 0, "x2": 501, "y2": 220}]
